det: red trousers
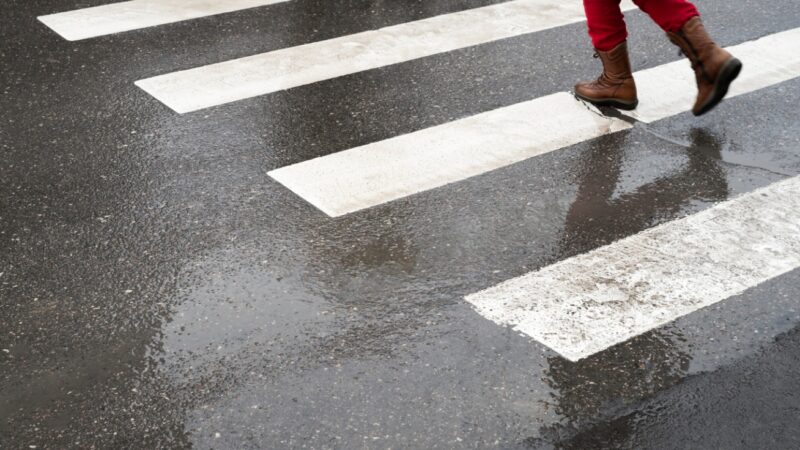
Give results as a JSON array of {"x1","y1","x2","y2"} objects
[{"x1": 584, "y1": 0, "x2": 700, "y2": 51}]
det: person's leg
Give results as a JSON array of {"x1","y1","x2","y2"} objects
[
  {"x1": 635, "y1": 0, "x2": 741, "y2": 116},
  {"x1": 583, "y1": 0, "x2": 628, "y2": 51},
  {"x1": 575, "y1": 0, "x2": 638, "y2": 110},
  {"x1": 632, "y1": 0, "x2": 698, "y2": 33}
]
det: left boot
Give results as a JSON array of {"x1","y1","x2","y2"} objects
[{"x1": 667, "y1": 17, "x2": 742, "y2": 116}]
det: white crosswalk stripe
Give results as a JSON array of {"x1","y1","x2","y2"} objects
[
  {"x1": 39, "y1": 0, "x2": 291, "y2": 41},
  {"x1": 270, "y1": 93, "x2": 632, "y2": 217},
  {"x1": 134, "y1": 0, "x2": 636, "y2": 113},
  {"x1": 466, "y1": 176, "x2": 800, "y2": 362},
  {"x1": 268, "y1": 27, "x2": 800, "y2": 217}
]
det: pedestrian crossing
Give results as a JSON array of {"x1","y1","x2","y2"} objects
[
  {"x1": 269, "y1": 27, "x2": 800, "y2": 217},
  {"x1": 36, "y1": 0, "x2": 800, "y2": 362}
]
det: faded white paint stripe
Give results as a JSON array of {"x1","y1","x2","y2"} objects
[
  {"x1": 135, "y1": 0, "x2": 636, "y2": 113},
  {"x1": 270, "y1": 93, "x2": 632, "y2": 217},
  {"x1": 466, "y1": 176, "x2": 800, "y2": 362},
  {"x1": 270, "y1": 27, "x2": 800, "y2": 217},
  {"x1": 38, "y1": 0, "x2": 290, "y2": 41},
  {"x1": 629, "y1": 27, "x2": 800, "y2": 123}
]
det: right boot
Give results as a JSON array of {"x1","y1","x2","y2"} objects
[
  {"x1": 574, "y1": 41, "x2": 638, "y2": 110},
  {"x1": 667, "y1": 17, "x2": 742, "y2": 116}
]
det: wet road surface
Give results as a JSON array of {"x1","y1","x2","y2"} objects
[{"x1": 2, "y1": 0, "x2": 800, "y2": 448}]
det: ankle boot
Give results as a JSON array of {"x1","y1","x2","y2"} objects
[
  {"x1": 667, "y1": 17, "x2": 742, "y2": 116},
  {"x1": 574, "y1": 41, "x2": 638, "y2": 110}
]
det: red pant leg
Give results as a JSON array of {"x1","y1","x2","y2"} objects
[
  {"x1": 633, "y1": 0, "x2": 700, "y2": 33},
  {"x1": 583, "y1": 0, "x2": 627, "y2": 51},
  {"x1": 583, "y1": 0, "x2": 700, "y2": 51}
]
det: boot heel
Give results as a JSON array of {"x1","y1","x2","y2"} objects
[
  {"x1": 575, "y1": 93, "x2": 638, "y2": 111},
  {"x1": 612, "y1": 99, "x2": 639, "y2": 111},
  {"x1": 695, "y1": 57, "x2": 743, "y2": 116}
]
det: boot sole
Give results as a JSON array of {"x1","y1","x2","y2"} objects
[
  {"x1": 574, "y1": 93, "x2": 639, "y2": 111},
  {"x1": 694, "y1": 57, "x2": 743, "y2": 116}
]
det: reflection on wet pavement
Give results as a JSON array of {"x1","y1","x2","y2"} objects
[{"x1": 560, "y1": 127, "x2": 728, "y2": 254}]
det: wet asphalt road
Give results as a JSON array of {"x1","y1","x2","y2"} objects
[{"x1": 2, "y1": 0, "x2": 800, "y2": 448}]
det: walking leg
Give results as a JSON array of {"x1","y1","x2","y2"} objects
[
  {"x1": 574, "y1": 0, "x2": 638, "y2": 110},
  {"x1": 635, "y1": 0, "x2": 742, "y2": 115}
]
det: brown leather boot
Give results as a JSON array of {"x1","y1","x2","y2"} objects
[
  {"x1": 574, "y1": 41, "x2": 638, "y2": 110},
  {"x1": 667, "y1": 17, "x2": 743, "y2": 116}
]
